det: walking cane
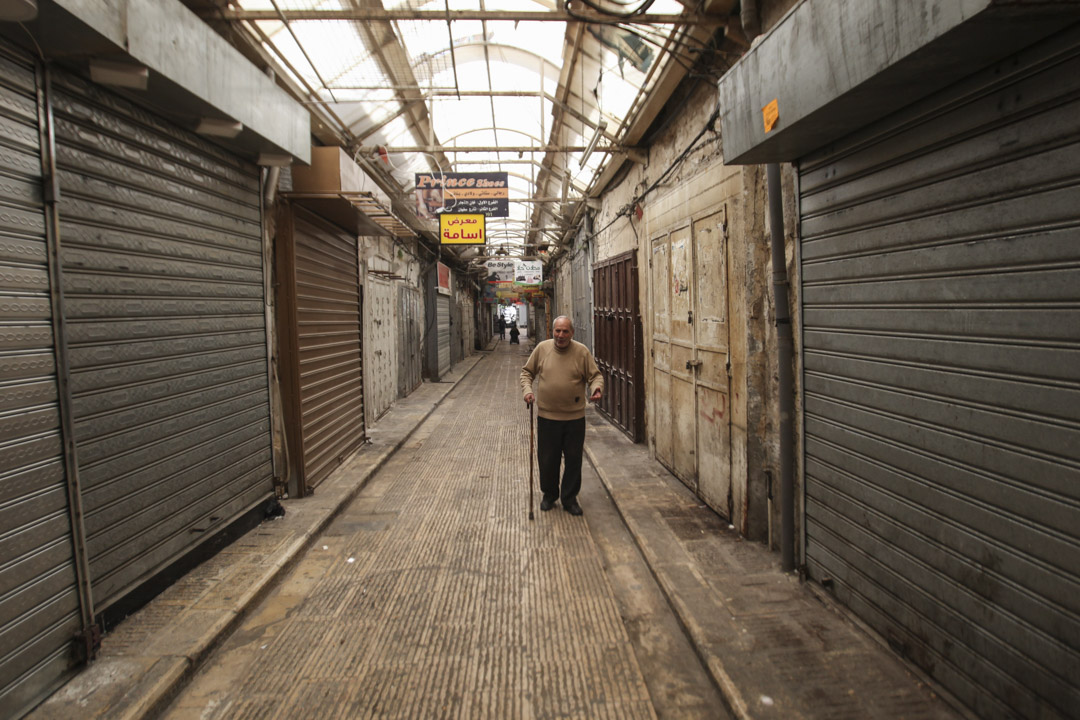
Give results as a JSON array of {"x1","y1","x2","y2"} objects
[{"x1": 527, "y1": 400, "x2": 535, "y2": 521}]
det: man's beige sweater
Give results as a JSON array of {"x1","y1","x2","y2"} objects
[{"x1": 520, "y1": 339, "x2": 604, "y2": 420}]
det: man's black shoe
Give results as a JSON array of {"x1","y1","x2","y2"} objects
[
  {"x1": 563, "y1": 502, "x2": 583, "y2": 516},
  {"x1": 540, "y1": 496, "x2": 557, "y2": 512}
]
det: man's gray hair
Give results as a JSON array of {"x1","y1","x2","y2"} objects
[{"x1": 553, "y1": 315, "x2": 574, "y2": 330}]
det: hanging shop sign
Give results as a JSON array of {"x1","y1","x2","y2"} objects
[
  {"x1": 483, "y1": 259, "x2": 516, "y2": 304},
  {"x1": 437, "y1": 261, "x2": 451, "y2": 295},
  {"x1": 515, "y1": 260, "x2": 543, "y2": 286},
  {"x1": 484, "y1": 259, "x2": 516, "y2": 282},
  {"x1": 440, "y1": 213, "x2": 486, "y2": 245},
  {"x1": 416, "y1": 172, "x2": 509, "y2": 218}
]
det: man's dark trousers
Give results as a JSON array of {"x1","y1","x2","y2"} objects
[{"x1": 536, "y1": 417, "x2": 586, "y2": 504}]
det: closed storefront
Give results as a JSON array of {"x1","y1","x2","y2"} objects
[
  {"x1": 397, "y1": 284, "x2": 422, "y2": 398},
  {"x1": 436, "y1": 296, "x2": 451, "y2": 379},
  {"x1": 449, "y1": 283, "x2": 463, "y2": 366},
  {"x1": 650, "y1": 209, "x2": 733, "y2": 517},
  {"x1": 0, "y1": 45, "x2": 91, "y2": 718},
  {"x1": 276, "y1": 206, "x2": 364, "y2": 495},
  {"x1": 796, "y1": 27, "x2": 1080, "y2": 718},
  {"x1": 364, "y1": 274, "x2": 396, "y2": 424},
  {"x1": 52, "y1": 70, "x2": 276, "y2": 610},
  {"x1": 592, "y1": 251, "x2": 643, "y2": 442},
  {"x1": 570, "y1": 242, "x2": 593, "y2": 352}
]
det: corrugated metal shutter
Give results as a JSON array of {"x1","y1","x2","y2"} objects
[
  {"x1": 436, "y1": 294, "x2": 450, "y2": 377},
  {"x1": 0, "y1": 47, "x2": 86, "y2": 718},
  {"x1": 51, "y1": 69, "x2": 275, "y2": 610},
  {"x1": 290, "y1": 210, "x2": 364, "y2": 489},
  {"x1": 571, "y1": 245, "x2": 593, "y2": 352},
  {"x1": 450, "y1": 287, "x2": 462, "y2": 366},
  {"x1": 799, "y1": 26, "x2": 1080, "y2": 719}
]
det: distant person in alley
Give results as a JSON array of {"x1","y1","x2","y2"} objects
[{"x1": 520, "y1": 316, "x2": 603, "y2": 516}]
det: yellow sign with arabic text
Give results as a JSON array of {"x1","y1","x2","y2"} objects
[{"x1": 440, "y1": 213, "x2": 486, "y2": 245}]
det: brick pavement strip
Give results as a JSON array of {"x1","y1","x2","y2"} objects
[
  {"x1": 29, "y1": 354, "x2": 486, "y2": 720},
  {"x1": 583, "y1": 414, "x2": 968, "y2": 720},
  {"x1": 163, "y1": 343, "x2": 656, "y2": 719}
]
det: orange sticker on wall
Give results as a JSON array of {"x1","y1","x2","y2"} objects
[{"x1": 762, "y1": 99, "x2": 779, "y2": 133}]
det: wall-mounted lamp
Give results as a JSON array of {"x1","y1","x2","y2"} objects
[
  {"x1": 256, "y1": 152, "x2": 292, "y2": 167},
  {"x1": 89, "y1": 60, "x2": 149, "y2": 90},
  {"x1": 196, "y1": 118, "x2": 243, "y2": 138},
  {"x1": 579, "y1": 120, "x2": 607, "y2": 168},
  {"x1": 0, "y1": 0, "x2": 37, "y2": 22}
]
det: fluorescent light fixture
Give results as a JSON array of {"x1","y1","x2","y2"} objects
[
  {"x1": 196, "y1": 118, "x2": 243, "y2": 138},
  {"x1": 0, "y1": 0, "x2": 37, "y2": 21},
  {"x1": 89, "y1": 60, "x2": 149, "y2": 90},
  {"x1": 579, "y1": 120, "x2": 607, "y2": 168},
  {"x1": 256, "y1": 152, "x2": 293, "y2": 167}
]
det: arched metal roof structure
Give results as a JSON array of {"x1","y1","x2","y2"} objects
[{"x1": 195, "y1": 0, "x2": 737, "y2": 260}]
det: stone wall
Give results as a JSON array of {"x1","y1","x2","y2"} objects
[{"x1": 553, "y1": 76, "x2": 802, "y2": 549}]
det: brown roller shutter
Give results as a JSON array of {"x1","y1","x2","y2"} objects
[{"x1": 277, "y1": 206, "x2": 364, "y2": 494}]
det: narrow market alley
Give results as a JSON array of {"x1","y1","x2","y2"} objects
[
  {"x1": 34, "y1": 340, "x2": 960, "y2": 720},
  {"x1": 3, "y1": 3, "x2": 1077, "y2": 719}
]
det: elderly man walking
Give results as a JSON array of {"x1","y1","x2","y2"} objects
[{"x1": 520, "y1": 316, "x2": 603, "y2": 515}]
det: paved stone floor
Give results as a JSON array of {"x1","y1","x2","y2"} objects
[
  {"x1": 34, "y1": 338, "x2": 966, "y2": 720},
  {"x1": 164, "y1": 342, "x2": 671, "y2": 719}
]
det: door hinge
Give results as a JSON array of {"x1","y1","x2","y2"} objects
[{"x1": 688, "y1": 310, "x2": 694, "y2": 324}]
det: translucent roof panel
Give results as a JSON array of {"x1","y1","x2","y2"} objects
[{"x1": 232, "y1": 0, "x2": 700, "y2": 255}]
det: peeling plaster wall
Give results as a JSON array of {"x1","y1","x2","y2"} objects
[{"x1": 584, "y1": 79, "x2": 793, "y2": 544}]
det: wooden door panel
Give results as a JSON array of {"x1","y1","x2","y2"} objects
[
  {"x1": 692, "y1": 210, "x2": 732, "y2": 518},
  {"x1": 651, "y1": 238, "x2": 670, "y2": 339},
  {"x1": 669, "y1": 227, "x2": 693, "y2": 345},
  {"x1": 671, "y1": 370, "x2": 697, "y2": 489},
  {"x1": 695, "y1": 384, "x2": 731, "y2": 515},
  {"x1": 651, "y1": 235, "x2": 672, "y2": 466},
  {"x1": 653, "y1": 368, "x2": 673, "y2": 469}
]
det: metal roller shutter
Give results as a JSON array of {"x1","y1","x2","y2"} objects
[
  {"x1": 50, "y1": 69, "x2": 275, "y2": 611},
  {"x1": 0, "y1": 47, "x2": 88, "y2": 719},
  {"x1": 436, "y1": 294, "x2": 451, "y2": 377},
  {"x1": 799, "y1": 27, "x2": 1080, "y2": 719},
  {"x1": 290, "y1": 210, "x2": 364, "y2": 490},
  {"x1": 450, "y1": 288, "x2": 462, "y2": 366}
]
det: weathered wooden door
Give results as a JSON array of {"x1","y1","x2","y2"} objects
[
  {"x1": 691, "y1": 210, "x2": 732, "y2": 513},
  {"x1": 669, "y1": 226, "x2": 698, "y2": 488},
  {"x1": 593, "y1": 250, "x2": 644, "y2": 441},
  {"x1": 650, "y1": 235, "x2": 673, "y2": 470},
  {"x1": 650, "y1": 215, "x2": 731, "y2": 516}
]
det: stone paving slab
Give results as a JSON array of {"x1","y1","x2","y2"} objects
[
  {"x1": 28, "y1": 353, "x2": 486, "y2": 720},
  {"x1": 163, "y1": 342, "x2": 656, "y2": 720},
  {"x1": 583, "y1": 413, "x2": 973, "y2": 720}
]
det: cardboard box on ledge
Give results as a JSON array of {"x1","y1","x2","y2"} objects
[{"x1": 291, "y1": 146, "x2": 365, "y2": 193}]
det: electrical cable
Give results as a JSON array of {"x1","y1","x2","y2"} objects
[
  {"x1": 587, "y1": 100, "x2": 721, "y2": 241},
  {"x1": 570, "y1": 0, "x2": 659, "y2": 20}
]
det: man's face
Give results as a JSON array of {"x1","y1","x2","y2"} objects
[{"x1": 553, "y1": 319, "x2": 573, "y2": 349}]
